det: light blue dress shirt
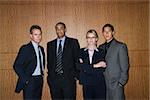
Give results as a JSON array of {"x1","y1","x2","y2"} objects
[
  {"x1": 31, "y1": 41, "x2": 44, "y2": 76},
  {"x1": 57, "y1": 36, "x2": 66, "y2": 53}
]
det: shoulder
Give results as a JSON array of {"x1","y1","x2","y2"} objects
[
  {"x1": 98, "y1": 47, "x2": 105, "y2": 53},
  {"x1": 79, "y1": 48, "x2": 86, "y2": 57},
  {"x1": 17, "y1": 42, "x2": 32, "y2": 54},
  {"x1": 99, "y1": 43, "x2": 105, "y2": 47},
  {"x1": 113, "y1": 40, "x2": 128, "y2": 52},
  {"x1": 39, "y1": 45, "x2": 44, "y2": 50},
  {"x1": 47, "y1": 39, "x2": 57, "y2": 45},
  {"x1": 66, "y1": 37, "x2": 78, "y2": 42},
  {"x1": 20, "y1": 42, "x2": 31, "y2": 50},
  {"x1": 115, "y1": 40, "x2": 127, "y2": 47},
  {"x1": 80, "y1": 48, "x2": 85, "y2": 52},
  {"x1": 98, "y1": 42, "x2": 105, "y2": 50}
]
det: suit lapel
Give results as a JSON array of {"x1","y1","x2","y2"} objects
[
  {"x1": 92, "y1": 50, "x2": 99, "y2": 64},
  {"x1": 105, "y1": 39, "x2": 117, "y2": 59},
  {"x1": 29, "y1": 42, "x2": 37, "y2": 73},
  {"x1": 62, "y1": 37, "x2": 69, "y2": 58},
  {"x1": 29, "y1": 42, "x2": 37, "y2": 59},
  {"x1": 84, "y1": 50, "x2": 90, "y2": 64}
]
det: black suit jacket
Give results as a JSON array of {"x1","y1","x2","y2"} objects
[
  {"x1": 78, "y1": 48, "x2": 106, "y2": 85},
  {"x1": 47, "y1": 37, "x2": 80, "y2": 83},
  {"x1": 13, "y1": 42, "x2": 45, "y2": 93}
]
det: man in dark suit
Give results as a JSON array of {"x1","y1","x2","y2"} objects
[
  {"x1": 99, "y1": 24, "x2": 129, "y2": 100},
  {"x1": 13, "y1": 25, "x2": 45, "y2": 100},
  {"x1": 47, "y1": 22, "x2": 80, "y2": 100}
]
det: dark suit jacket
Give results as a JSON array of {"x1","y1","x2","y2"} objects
[
  {"x1": 78, "y1": 48, "x2": 106, "y2": 85},
  {"x1": 13, "y1": 42, "x2": 45, "y2": 93},
  {"x1": 47, "y1": 36, "x2": 80, "y2": 84}
]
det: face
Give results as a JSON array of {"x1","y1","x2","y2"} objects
[
  {"x1": 30, "y1": 29, "x2": 42, "y2": 44},
  {"x1": 86, "y1": 33, "x2": 98, "y2": 46},
  {"x1": 55, "y1": 24, "x2": 66, "y2": 38},
  {"x1": 102, "y1": 26, "x2": 114, "y2": 42}
]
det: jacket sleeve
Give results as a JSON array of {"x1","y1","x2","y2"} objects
[
  {"x1": 13, "y1": 46, "x2": 29, "y2": 83},
  {"x1": 118, "y1": 44, "x2": 129, "y2": 86},
  {"x1": 73, "y1": 39, "x2": 80, "y2": 79},
  {"x1": 78, "y1": 63, "x2": 95, "y2": 73}
]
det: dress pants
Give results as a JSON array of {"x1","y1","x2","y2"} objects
[
  {"x1": 48, "y1": 74, "x2": 76, "y2": 100},
  {"x1": 83, "y1": 84, "x2": 106, "y2": 100},
  {"x1": 23, "y1": 75, "x2": 43, "y2": 100}
]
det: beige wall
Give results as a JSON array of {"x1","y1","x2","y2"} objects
[{"x1": 0, "y1": 0, "x2": 149, "y2": 100}]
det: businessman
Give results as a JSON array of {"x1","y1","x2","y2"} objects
[
  {"x1": 99, "y1": 24, "x2": 129, "y2": 100},
  {"x1": 13, "y1": 25, "x2": 45, "y2": 100},
  {"x1": 47, "y1": 22, "x2": 80, "y2": 100}
]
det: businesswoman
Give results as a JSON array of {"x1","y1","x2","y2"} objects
[{"x1": 78, "y1": 29, "x2": 106, "y2": 100}]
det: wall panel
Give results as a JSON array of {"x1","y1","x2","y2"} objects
[{"x1": 0, "y1": 0, "x2": 149, "y2": 100}]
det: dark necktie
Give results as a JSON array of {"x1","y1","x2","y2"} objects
[
  {"x1": 55, "y1": 40, "x2": 63, "y2": 74},
  {"x1": 105, "y1": 43, "x2": 109, "y2": 56},
  {"x1": 38, "y1": 47, "x2": 43, "y2": 75},
  {"x1": 105, "y1": 43, "x2": 109, "y2": 52}
]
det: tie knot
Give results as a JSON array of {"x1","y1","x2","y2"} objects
[{"x1": 59, "y1": 40, "x2": 62, "y2": 43}]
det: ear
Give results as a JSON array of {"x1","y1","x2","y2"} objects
[
  {"x1": 96, "y1": 38, "x2": 99, "y2": 42},
  {"x1": 65, "y1": 28, "x2": 67, "y2": 32},
  {"x1": 112, "y1": 31, "x2": 115, "y2": 35},
  {"x1": 30, "y1": 34, "x2": 32, "y2": 39}
]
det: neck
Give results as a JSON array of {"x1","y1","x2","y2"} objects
[
  {"x1": 106, "y1": 38, "x2": 113, "y2": 43},
  {"x1": 58, "y1": 35, "x2": 65, "y2": 39},
  {"x1": 87, "y1": 45, "x2": 96, "y2": 51},
  {"x1": 31, "y1": 40, "x2": 39, "y2": 45}
]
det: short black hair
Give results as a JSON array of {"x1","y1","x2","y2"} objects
[
  {"x1": 102, "y1": 23, "x2": 114, "y2": 32},
  {"x1": 55, "y1": 22, "x2": 66, "y2": 29},
  {"x1": 30, "y1": 25, "x2": 42, "y2": 34}
]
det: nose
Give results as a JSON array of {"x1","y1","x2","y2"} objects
[{"x1": 105, "y1": 32, "x2": 108, "y2": 34}]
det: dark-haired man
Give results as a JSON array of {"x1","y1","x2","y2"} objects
[
  {"x1": 47, "y1": 22, "x2": 80, "y2": 100},
  {"x1": 13, "y1": 25, "x2": 45, "y2": 100},
  {"x1": 99, "y1": 24, "x2": 129, "y2": 100}
]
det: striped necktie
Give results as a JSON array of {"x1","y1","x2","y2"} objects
[{"x1": 55, "y1": 40, "x2": 63, "y2": 74}]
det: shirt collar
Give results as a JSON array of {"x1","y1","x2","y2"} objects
[
  {"x1": 31, "y1": 41, "x2": 39, "y2": 49},
  {"x1": 57, "y1": 36, "x2": 66, "y2": 42},
  {"x1": 106, "y1": 38, "x2": 114, "y2": 44},
  {"x1": 84, "y1": 47, "x2": 99, "y2": 52}
]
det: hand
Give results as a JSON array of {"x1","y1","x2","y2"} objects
[
  {"x1": 93, "y1": 61, "x2": 106, "y2": 68},
  {"x1": 79, "y1": 58, "x2": 83, "y2": 63},
  {"x1": 25, "y1": 80, "x2": 29, "y2": 85},
  {"x1": 118, "y1": 82, "x2": 123, "y2": 87}
]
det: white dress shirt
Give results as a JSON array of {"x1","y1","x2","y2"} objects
[{"x1": 31, "y1": 41, "x2": 44, "y2": 76}]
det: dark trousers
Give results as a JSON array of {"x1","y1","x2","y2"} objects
[
  {"x1": 48, "y1": 75, "x2": 76, "y2": 100},
  {"x1": 23, "y1": 75, "x2": 43, "y2": 100},
  {"x1": 83, "y1": 85, "x2": 106, "y2": 100}
]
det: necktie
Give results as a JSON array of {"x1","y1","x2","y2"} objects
[
  {"x1": 55, "y1": 40, "x2": 63, "y2": 74},
  {"x1": 38, "y1": 47, "x2": 43, "y2": 75},
  {"x1": 105, "y1": 43, "x2": 109, "y2": 52}
]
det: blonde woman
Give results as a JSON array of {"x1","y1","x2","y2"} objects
[{"x1": 78, "y1": 29, "x2": 106, "y2": 100}]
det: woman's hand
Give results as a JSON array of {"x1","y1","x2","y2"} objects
[
  {"x1": 79, "y1": 58, "x2": 83, "y2": 63},
  {"x1": 93, "y1": 61, "x2": 106, "y2": 68}
]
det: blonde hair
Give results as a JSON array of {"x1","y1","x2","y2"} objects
[{"x1": 86, "y1": 29, "x2": 98, "y2": 38}]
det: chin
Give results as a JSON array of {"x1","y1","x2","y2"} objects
[{"x1": 35, "y1": 41, "x2": 40, "y2": 44}]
